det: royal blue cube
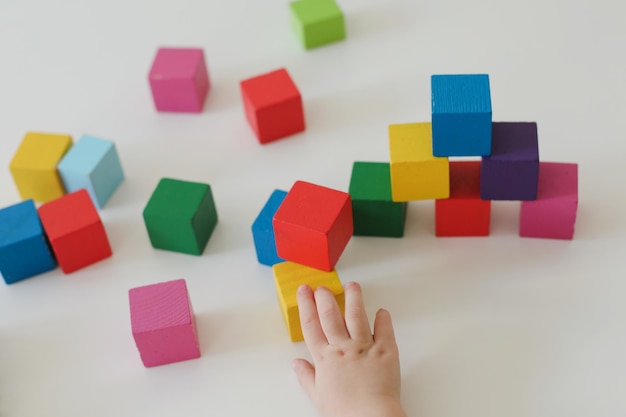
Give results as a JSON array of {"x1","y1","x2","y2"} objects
[
  {"x1": 58, "y1": 135, "x2": 125, "y2": 209},
  {"x1": 252, "y1": 189, "x2": 287, "y2": 266},
  {"x1": 481, "y1": 122, "x2": 540, "y2": 201},
  {"x1": 431, "y1": 74, "x2": 492, "y2": 157},
  {"x1": 0, "y1": 200, "x2": 57, "y2": 284}
]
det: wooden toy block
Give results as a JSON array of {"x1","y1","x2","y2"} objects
[
  {"x1": 240, "y1": 68, "x2": 305, "y2": 144},
  {"x1": 481, "y1": 122, "x2": 540, "y2": 201},
  {"x1": 273, "y1": 180, "x2": 352, "y2": 272},
  {"x1": 143, "y1": 178, "x2": 218, "y2": 255},
  {"x1": 431, "y1": 74, "x2": 492, "y2": 157},
  {"x1": 129, "y1": 279, "x2": 201, "y2": 367},
  {"x1": 148, "y1": 47, "x2": 210, "y2": 113},
  {"x1": 435, "y1": 161, "x2": 491, "y2": 237},
  {"x1": 273, "y1": 262, "x2": 344, "y2": 342},
  {"x1": 57, "y1": 135, "x2": 125, "y2": 209},
  {"x1": 290, "y1": 0, "x2": 346, "y2": 50},
  {"x1": 519, "y1": 162, "x2": 578, "y2": 240},
  {"x1": 252, "y1": 189, "x2": 288, "y2": 266},
  {"x1": 0, "y1": 200, "x2": 57, "y2": 284},
  {"x1": 9, "y1": 132, "x2": 73, "y2": 203},
  {"x1": 349, "y1": 162, "x2": 407, "y2": 237},
  {"x1": 38, "y1": 189, "x2": 112, "y2": 273},
  {"x1": 388, "y1": 123, "x2": 450, "y2": 201}
]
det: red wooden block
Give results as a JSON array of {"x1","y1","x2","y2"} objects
[
  {"x1": 435, "y1": 161, "x2": 491, "y2": 237},
  {"x1": 273, "y1": 181, "x2": 352, "y2": 271},
  {"x1": 38, "y1": 189, "x2": 112, "y2": 273},
  {"x1": 240, "y1": 68, "x2": 305, "y2": 144}
]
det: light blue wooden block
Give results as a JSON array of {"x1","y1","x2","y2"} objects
[
  {"x1": 252, "y1": 189, "x2": 287, "y2": 266},
  {"x1": 431, "y1": 74, "x2": 492, "y2": 157},
  {"x1": 58, "y1": 135, "x2": 124, "y2": 209}
]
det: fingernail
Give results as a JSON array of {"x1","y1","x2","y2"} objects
[{"x1": 298, "y1": 284, "x2": 310, "y2": 294}]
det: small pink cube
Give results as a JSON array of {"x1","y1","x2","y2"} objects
[
  {"x1": 129, "y1": 279, "x2": 201, "y2": 367},
  {"x1": 148, "y1": 47, "x2": 210, "y2": 113},
  {"x1": 519, "y1": 162, "x2": 578, "y2": 240}
]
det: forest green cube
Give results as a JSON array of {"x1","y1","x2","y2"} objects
[
  {"x1": 290, "y1": 0, "x2": 346, "y2": 50},
  {"x1": 349, "y1": 162, "x2": 407, "y2": 237},
  {"x1": 143, "y1": 178, "x2": 218, "y2": 255}
]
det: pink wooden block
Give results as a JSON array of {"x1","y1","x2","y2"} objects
[
  {"x1": 519, "y1": 162, "x2": 578, "y2": 240},
  {"x1": 148, "y1": 48, "x2": 210, "y2": 113},
  {"x1": 129, "y1": 279, "x2": 201, "y2": 367}
]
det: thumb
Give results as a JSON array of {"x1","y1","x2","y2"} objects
[{"x1": 292, "y1": 358, "x2": 316, "y2": 399}]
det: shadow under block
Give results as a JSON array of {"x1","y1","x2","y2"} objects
[
  {"x1": 129, "y1": 279, "x2": 201, "y2": 367},
  {"x1": 349, "y1": 162, "x2": 407, "y2": 237},
  {"x1": 252, "y1": 189, "x2": 288, "y2": 266},
  {"x1": 148, "y1": 47, "x2": 210, "y2": 113},
  {"x1": 240, "y1": 68, "x2": 305, "y2": 144},
  {"x1": 9, "y1": 132, "x2": 73, "y2": 203},
  {"x1": 0, "y1": 200, "x2": 57, "y2": 284},
  {"x1": 143, "y1": 178, "x2": 218, "y2": 255},
  {"x1": 273, "y1": 181, "x2": 353, "y2": 272},
  {"x1": 389, "y1": 123, "x2": 450, "y2": 201},
  {"x1": 481, "y1": 122, "x2": 539, "y2": 201},
  {"x1": 436, "y1": 161, "x2": 491, "y2": 237},
  {"x1": 273, "y1": 262, "x2": 344, "y2": 342},
  {"x1": 38, "y1": 189, "x2": 112, "y2": 273},
  {"x1": 520, "y1": 162, "x2": 578, "y2": 240},
  {"x1": 58, "y1": 135, "x2": 125, "y2": 209},
  {"x1": 431, "y1": 74, "x2": 492, "y2": 157},
  {"x1": 290, "y1": 0, "x2": 345, "y2": 50}
]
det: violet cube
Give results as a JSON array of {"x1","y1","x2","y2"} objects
[{"x1": 480, "y1": 122, "x2": 539, "y2": 201}]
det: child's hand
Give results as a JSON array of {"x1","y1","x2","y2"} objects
[{"x1": 292, "y1": 282, "x2": 408, "y2": 417}]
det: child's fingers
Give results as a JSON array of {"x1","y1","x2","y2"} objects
[
  {"x1": 292, "y1": 358, "x2": 316, "y2": 401},
  {"x1": 343, "y1": 282, "x2": 373, "y2": 342},
  {"x1": 297, "y1": 285, "x2": 328, "y2": 353},
  {"x1": 314, "y1": 286, "x2": 349, "y2": 344},
  {"x1": 373, "y1": 308, "x2": 398, "y2": 347}
]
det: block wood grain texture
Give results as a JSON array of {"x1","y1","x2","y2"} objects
[
  {"x1": 38, "y1": 189, "x2": 112, "y2": 273},
  {"x1": 273, "y1": 180, "x2": 353, "y2": 272},
  {"x1": 273, "y1": 261, "x2": 344, "y2": 342},
  {"x1": 0, "y1": 199, "x2": 57, "y2": 284},
  {"x1": 240, "y1": 68, "x2": 305, "y2": 144},
  {"x1": 10, "y1": 132, "x2": 73, "y2": 203},
  {"x1": 252, "y1": 189, "x2": 288, "y2": 266},
  {"x1": 349, "y1": 162, "x2": 407, "y2": 237},
  {"x1": 480, "y1": 122, "x2": 540, "y2": 201},
  {"x1": 435, "y1": 161, "x2": 491, "y2": 237},
  {"x1": 148, "y1": 47, "x2": 210, "y2": 113},
  {"x1": 388, "y1": 122, "x2": 450, "y2": 201},
  {"x1": 431, "y1": 74, "x2": 492, "y2": 157},
  {"x1": 520, "y1": 162, "x2": 578, "y2": 240},
  {"x1": 129, "y1": 279, "x2": 201, "y2": 367},
  {"x1": 290, "y1": 0, "x2": 346, "y2": 49}
]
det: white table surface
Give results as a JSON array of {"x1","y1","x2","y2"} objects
[{"x1": 1, "y1": 0, "x2": 625, "y2": 416}]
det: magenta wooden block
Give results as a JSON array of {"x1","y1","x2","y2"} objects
[
  {"x1": 519, "y1": 162, "x2": 578, "y2": 240},
  {"x1": 148, "y1": 48, "x2": 210, "y2": 113},
  {"x1": 129, "y1": 279, "x2": 201, "y2": 367}
]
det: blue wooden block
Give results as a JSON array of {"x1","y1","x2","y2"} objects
[
  {"x1": 252, "y1": 189, "x2": 287, "y2": 266},
  {"x1": 431, "y1": 74, "x2": 492, "y2": 157},
  {"x1": 58, "y1": 135, "x2": 124, "y2": 209},
  {"x1": 0, "y1": 200, "x2": 57, "y2": 284}
]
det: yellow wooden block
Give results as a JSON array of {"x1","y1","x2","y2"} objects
[
  {"x1": 9, "y1": 132, "x2": 73, "y2": 203},
  {"x1": 272, "y1": 261, "x2": 344, "y2": 342},
  {"x1": 389, "y1": 122, "x2": 450, "y2": 201}
]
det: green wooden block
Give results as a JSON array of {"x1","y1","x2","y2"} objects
[
  {"x1": 349, "y1": 162, "x2": 407, "y2": 237},
  {"x1": 290, "y1": 0, "x2": 346, "y2": 50},
  {"x1": 143, "y1": 178, "x2": 218, "y2": 255}
]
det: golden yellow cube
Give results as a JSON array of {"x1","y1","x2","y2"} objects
[
  {"x1": 10, "y1": 132, "x2": 73, "y2": 203},
  {"x1": 272, "y1": 261, "x2": 344, "y2": 342},
  {"x1": 389, "y1": 122, "x2": 450, "y2": 201}
]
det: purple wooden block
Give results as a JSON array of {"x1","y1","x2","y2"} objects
[{"x1": 480, "y1": 122, "x2": 539, "y2": 201}]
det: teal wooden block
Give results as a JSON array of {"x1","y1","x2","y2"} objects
[
  {"x1": 290, "y1": 0, "x2": 346, "y2": 50},
  {"x1": 58, "y1": 135, "x2": 124, "y2": 208},
  {"x1": 349, "y1": 162, "x2": 407, "y2": 237}
]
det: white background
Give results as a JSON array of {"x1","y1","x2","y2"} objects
[{"x1": 1, "y1": 0, "x2": 625, "y2": 416}]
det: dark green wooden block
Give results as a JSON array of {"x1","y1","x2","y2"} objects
[
  {"x1": 349, "y1": 162, "x2": 407, "y2": 237},
  {"x1": 143, "y1": 178, "x2": 218, "y2": 255}
]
